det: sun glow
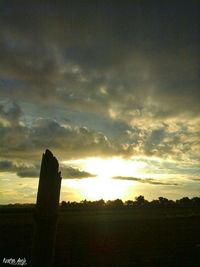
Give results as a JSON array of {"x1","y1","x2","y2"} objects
[
  {"x1": 82, "y1": 178, "x2": 130, "y2": 200},
  {"x1": 62, "y1": 157, "x2": 147, "y2": 200},
  {"x1": 84, "y1": 157, "x2": 146, "y2": 178}
]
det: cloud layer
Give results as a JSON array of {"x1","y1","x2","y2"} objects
[
  {"x1": 0, "y1": 1, "x2": 199, "y2": 122},
  {"x1": 112, "y1": 176, "x2": 178, "y2": 186},
  {"x1": 0, "y1": 159, "x2": 95, "y2": 179},
  {"x1": 0, "y1": 1, "x2": 199, "y2": 189}
]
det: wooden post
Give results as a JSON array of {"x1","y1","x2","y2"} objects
[{"x1": 30, "y1": 149, "x2": 62, "y2": 267}]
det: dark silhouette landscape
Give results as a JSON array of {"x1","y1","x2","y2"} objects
[{"x1": 1, "y1": 197, "x2": 200, "y2": 267}]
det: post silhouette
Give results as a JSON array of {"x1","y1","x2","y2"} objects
[{"x1": 30, "y1": 149, "x2": 62, "y2": 267}]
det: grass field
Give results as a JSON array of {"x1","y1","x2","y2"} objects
[{"x1": 1, "y1": 208, "x2": 200, "y2": 266}]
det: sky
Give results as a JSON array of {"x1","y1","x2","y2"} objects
[{"x1": 0, "y1": 0, "x2": 200, "y2": 204}]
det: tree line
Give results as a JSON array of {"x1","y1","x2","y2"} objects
[
  {"x1": 60, "y1": 196, "x2": 200, "y2": 209},
  {"x1": 1, "y1": 196, "x2": 200, "y2": 212}
]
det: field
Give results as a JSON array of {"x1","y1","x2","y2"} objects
[{"x1": 1, "y1": 207, "x2": 200, "y2": 267}]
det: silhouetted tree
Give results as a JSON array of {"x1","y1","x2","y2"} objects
[
  {"x1": 61, "y1": 201, "x2": 67, "y2": 208},
  {"x1": 125, "y1": 200, "x2": 134, "y2": 206},
  {"x1": 191, "y1": 197, "x2": 200, "y2": 206},
  {"x1": 150, "y1": 199, "x2": 160, "y2": 207},
  {"x1": 106, "y1": 199, "x2": 123, "y2": 208},
  {"x1": 177, "y1": 197, "x2": 191, "y2": 207},
  {"x1": 158, "y1": 197, "x2": 169, "y2": 206},
  {"x1": 94, "y1": 199, "x2": 105, "y2": 207},
  {"x1": 135, "y1": 195, "x2": 148, "y2": 206}
]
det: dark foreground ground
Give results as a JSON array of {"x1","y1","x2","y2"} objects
[{"x1": 1, "y1": 207, "x2": 200, "y2": 267}]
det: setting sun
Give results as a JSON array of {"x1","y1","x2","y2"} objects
[
  {"x1": 84, "y1": 157, "x2": 146, "y2": 178},
  {"x1": 79, "y1": 178, "x2": 130, "y2": 200},
  {"x1": 61, "y1": 157, "x2": 147, "y2": 200}
]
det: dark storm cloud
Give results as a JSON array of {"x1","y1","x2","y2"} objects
[
  {"x1": 16, "y1": 169, "x2": 38, "y2": 178},
  {"x1": 0, "y1": 0, "x2": 199, "y2": 173},
  {"x1": 0, "y1": 0, "x2": 199, "y2": 120},
  {"x1": 113, "y1": 176, "x2": 178, "y2": 186},
  {"x1": 61, "y1": 166, "x2": 96, "y2": 179},
  {"x1": 0, "y1": 158, "x2": 95, "y2": 179},
  {"x1": 0, "y1": 159, "x2": 39, "y2": 177}
]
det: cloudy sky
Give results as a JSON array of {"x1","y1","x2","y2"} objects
[{"x1": 0, "y1": 0, "x2": 200, "y2": 204}]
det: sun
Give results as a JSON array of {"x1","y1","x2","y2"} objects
[
  {"x1": 84, "y1": 157, "x2": 145, "y2": 178},
  {"x1": 62, "y1": 157, "x2": 146, "y2": 201}
]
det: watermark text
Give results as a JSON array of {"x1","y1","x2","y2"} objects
[{"x1": 2, "y1": 258, "x2": 27, "y2": 266}]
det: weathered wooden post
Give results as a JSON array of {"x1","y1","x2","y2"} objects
[{"x1": 30, "y1": 149, "x2": 62, "y2": 267}]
